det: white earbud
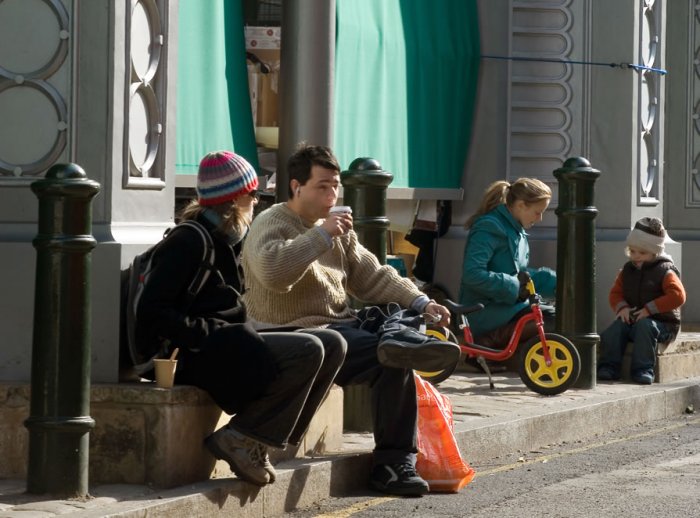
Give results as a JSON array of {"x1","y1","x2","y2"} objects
[{"x1": 296, "y1": 187, "x2": 301, "y2": 196}]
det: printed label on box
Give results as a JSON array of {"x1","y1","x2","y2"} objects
[{"x1": 245, "y1": 26, "x2": 281, "y2": 50}]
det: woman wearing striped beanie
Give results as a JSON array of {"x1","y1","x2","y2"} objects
[
  {"x1": 180, "y1": 150, "x2": 260, "y2": 243},
  {"x1": 197, "y1": 150, "x2": 259, "y2": 206},
  {"x1": 182, "y1": 151, "x2": 258, "y2": 245},
  {"x1": 136, "y1": 150, "x2": 347, "y2": 486}
]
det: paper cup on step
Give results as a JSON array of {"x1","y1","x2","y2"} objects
[
  {"x1": 153, "y1": 359, "x2": 177, "y2": 389},
  {"x1": 329, "y1": 205, "x2": 352, "y2": 214}
]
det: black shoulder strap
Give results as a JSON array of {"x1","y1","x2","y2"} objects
[
  {"x1": 169, "y1": 220, "x2": 216, "y2": 301},
  {"x1": 125, "y1": 220, "x2": 216, "y2": 376}
]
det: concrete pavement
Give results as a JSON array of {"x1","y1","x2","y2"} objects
[{"x1": 1, "y1": 369, "x2": 698, "y2": 517}]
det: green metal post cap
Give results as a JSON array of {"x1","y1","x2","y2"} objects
[
  {"x1": 348, "y1": 157, "x2": 383, "y2": 171},
  {"x1": 46, "y1": 163, "x2": 87, "y2": 180},
  {"x1": 31, "y1": 163, "x2": 100, "y2": 199},
  {"x1": 553, "y1": 156, "x2": 601, "y2": 178},
  {"x1": 341, "y1": 158, "x2": 393, "y2": 188}
]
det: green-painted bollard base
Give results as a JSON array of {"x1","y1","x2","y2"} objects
[
  {"x1": 343, "y1": 386, "x2": 373, "y2": 432},
  {"x1": 572, "y1": 334, "x2": 599, "y2": 389},
  {"x1": 26, "y1": 430, "x2": 90, "y2": 496}
]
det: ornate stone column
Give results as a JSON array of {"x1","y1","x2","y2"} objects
[
  {"x1": 590, "y1": 0, "x2": 681, "y2": 330},
  {"x1": 664, "y1": 0, "x2": 700, "y2": 323},
  {"x1": 0, "y1": 0, "x2": 178, "y2": 382}
]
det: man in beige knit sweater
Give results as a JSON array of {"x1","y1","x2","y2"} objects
[{"x1": 242, "y1": 144, "x2": 453, "y2": 497}]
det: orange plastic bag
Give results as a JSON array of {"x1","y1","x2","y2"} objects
[{"x1": 415, "y1": 373, "x2": 475, "y2": 492}]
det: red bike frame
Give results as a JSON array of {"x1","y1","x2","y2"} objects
[
  {"x1": 457, "y1": 298, "x2": 553, "y2": 367},
  {"x1": 429, "y1": 284, "x2": 580, "y2": 394}
]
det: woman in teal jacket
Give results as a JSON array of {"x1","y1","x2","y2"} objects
[{"x1": 459, "y1": 178, "x2": 556, "y2": 347}]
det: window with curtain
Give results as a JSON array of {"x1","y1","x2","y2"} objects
[
  {"x1": 334, "y1": 0, "x2": 480, "y2": 188},
  {"x1": 176, "y1": 0, "x2": 258, "y2": 176}
]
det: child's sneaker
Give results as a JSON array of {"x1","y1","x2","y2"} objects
[
  {"x1": 597, "y1": 366, "x2": 619, "y2": 381},
  {"x1": 632, "y1": 370, "x2": 654, "y2": 385}
]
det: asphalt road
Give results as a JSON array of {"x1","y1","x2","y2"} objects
[{"x1": 278, "y1": 413, "x2": 700, "y2": 518}]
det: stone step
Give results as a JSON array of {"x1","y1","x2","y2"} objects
[
  {"x1": 657, "y1": 331, "x2": 700, "y2": 382},
  {"x1": 0, "y1": 382, "x2": 344, "y2": 489},
  {"x1": 2, "y1": 375, "x2": 699, "y2": 517},
  {"x1": 619, "y1": 331, "x2": 700, "y2": 383},
  {"x1": 658, "y1": 331, "x2": 700, "y2": 355}
]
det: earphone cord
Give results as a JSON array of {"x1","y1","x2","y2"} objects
[{"x1": 339, "y1": 239, "x2": 348, "y2": 294}]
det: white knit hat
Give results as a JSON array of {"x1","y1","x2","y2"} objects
[{"x1": 626, "y1": 217, "x2": 666, "y2": 255}]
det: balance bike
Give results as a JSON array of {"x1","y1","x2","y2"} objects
[{"x1": 416, "y1": 278, "x2": 581, "y2": 396}]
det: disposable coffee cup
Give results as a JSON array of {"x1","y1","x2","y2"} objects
[
  {"x1": 153, "y1": 359, "x2": 177, "y2": 389},
  {"x1": 329, "y1": 205, "x2": 352, "y2": 215}
]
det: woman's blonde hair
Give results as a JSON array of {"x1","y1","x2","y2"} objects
[
  {"x1": 179, "y1": 198, "x2": 248, "y2": 236},
  {"x1": 465, "y1": 178, "x2": 552, "y2": 228}
]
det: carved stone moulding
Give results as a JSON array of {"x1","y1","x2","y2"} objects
[
  {"x1": 0, "y1": 0, "x2": 70, "y2": 179},
  {"x1": 125, "y1": 0, "x2": 165, "y2": 188}
]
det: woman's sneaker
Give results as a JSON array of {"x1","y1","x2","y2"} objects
[
  {"x1": 204, "y1": 427, "x2": 276, "y2": 486},
  {"x1": 369, "y1": 462, "x2": 429, "y2": 496}
]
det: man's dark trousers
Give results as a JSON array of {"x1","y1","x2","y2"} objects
[{"x1": 329, "y1": 324, "x2": 418, "y2": 466}]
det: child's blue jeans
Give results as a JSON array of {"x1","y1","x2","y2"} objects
[{"x1": 598, "y1": 317, "x2": 671, "y2": 376}]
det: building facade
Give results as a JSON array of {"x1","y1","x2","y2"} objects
[{"x1": 0, "y1": 0, "x2": 696, "y2": 382}]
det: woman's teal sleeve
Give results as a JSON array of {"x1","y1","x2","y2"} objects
[
  {"x1": 528, "y1": 267, "x2": 556, "y2": 298},
  {"x1": 461, "y1": 228, "x2": 520, "y2": 303}
]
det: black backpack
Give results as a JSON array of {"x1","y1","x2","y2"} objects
[{"x1": 120, "y1": 220, "x2": 215, "y2": 376}]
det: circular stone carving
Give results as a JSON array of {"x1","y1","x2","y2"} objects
[
  {"x1": 693, "y1": 99, "x2": 700, "y2": 135},
  {"x1": 641, "y1": 7, "x2": 657, "y2": 67},
  {"x1": 0, "y1": 0, "x2": 69, "y2": 79},
  {"x1": 693, "y1": 155, "x2": 700, "y2": 192},
  {"x1": 128, "y1": 83, "x2": 161, "y2": 176},
  {"x1": 0, "y1": 80, "x2": 66, "y2": 176},
  {"x1": 640, "y1": 73, "x2": 657, "y2": 131},
  {"x1": 131, "y1": 0, "x2": 162, "y2": 83},
  {"x1": 639, "y1": 132, "x2": 657, "y2": 198}
]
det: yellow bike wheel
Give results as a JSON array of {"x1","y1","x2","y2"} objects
[
  {"x1": 518, "y1": 333, "x2": 581, "y2": 395},
  {"x1": 415, "y1": 326, "x2": 460, "y2": 385}
]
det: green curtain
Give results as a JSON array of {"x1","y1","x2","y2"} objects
[
  {"x1": 176, "y1": 0, "x2": 258, "y2": 175},
  {"x1": 334, "y1": 0, "x2": 480, "y2": 188}
]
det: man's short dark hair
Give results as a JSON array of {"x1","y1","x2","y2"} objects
[{"x1": 287, "y1": 143, "x2": 341, "y2": 198}]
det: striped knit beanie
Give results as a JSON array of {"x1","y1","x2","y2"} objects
[
  {"x1": 626, "y1": 217, "x2": 666, "y2": 255},
  {"x1": 197, "y1": 151, "x2": 258, "y2": 206}
]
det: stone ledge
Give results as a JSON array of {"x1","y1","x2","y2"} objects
[
  {"x1": 657, "y1": 352, "x2": 700, "y2": 383},
  {"x1": 0, "y1": 382, "x2": 344, "y2": 488},
  {"x1": 618, "y1": 332, "x2": 700, "y2": 383},
  {"x1": 658, "y1": 332, "x2": 700, "y2": 355}
]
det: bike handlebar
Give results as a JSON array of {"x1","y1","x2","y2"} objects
[
  {"x1": 423, "y1": 313, "x2": 443, "y2": 324},
  {"x1": 443, "y1": 299, "x2": 485, "y2": 316}
]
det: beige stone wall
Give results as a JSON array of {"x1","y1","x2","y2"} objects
[{"x1": 0, "y1": 382, "x2": 344, "y2": 488}]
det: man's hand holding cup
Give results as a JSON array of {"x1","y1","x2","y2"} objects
[{"x1": 323, "y1": 205, "x2": 353, "y2": 237}]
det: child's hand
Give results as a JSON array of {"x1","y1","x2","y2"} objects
[
  {"x1": 631, "y1": 307, "x2": 650, "y2": 321},
  {"x1": 616, "y1": 307, "x2": 634, "y2": 324}
]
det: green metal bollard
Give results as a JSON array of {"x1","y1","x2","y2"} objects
[
  {"x1": 553, "y1": 157, "x2": 601, "y2": 389},
  {"x1": 25, "y1": 163, "x2": 100, "y2": 496},
  {"x1": 340, "y1": 157, "x2": 393, "y2": 432},
  {"x1": 341, "y1": 157, "x2": 393, "y2": 265}
]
